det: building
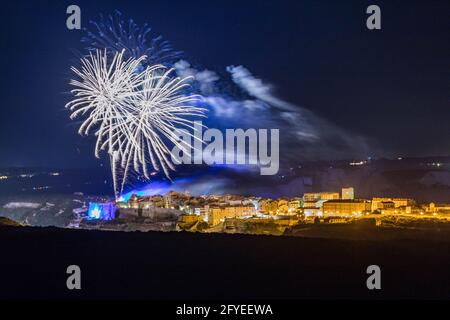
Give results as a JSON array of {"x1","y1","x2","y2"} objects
[
  {"x1": 303, "y1": 193, "x2": 320, "y2": 202},
  {"x1": 426, "y1": 203, "x2": 450, "y2": 214},
  {"x1": 371, "y1": 198, "x2": 415, "y2": 212},
  {"x1": 125, "y1": 194, "x2": 166, "y2": 209},
  {"x1": 341, "y1": 187, "x2": 355, "y2": 200},
  {"x1": 302, "y1": 197, "x2": 328, "y2": 218},
  {"x1": 303, "y1": 207, "x2": 323, "y2": 218},
  {"x1": 302, "y1": 192, "x2": 340, "y2": 214},
  {"x1": 303, "y1": 192, "x2": 339, "y2": 202},
  {"x1": 277, "y1": 199, "x2": 289, "y2": 214},
  {"x1": 288, "y1": 198, "x2": 302, "y2": 214},
  {"x1": 260, "y1": 199, "x2": 279, "y2": 215},
  {"x1": 207, "y1": 205, "x2": 256, "y2": 226},
  {"x1": 164, "y1": 194, "x2": 173, "y2": 209},
  {"x1": 380, "y1": 201, "x2": 395, "y2": 209},
  {"x1": 320, "y1": 192, "x2": 340, "y2": 200},
  {"x1": 323, "y1": 200, "x2": 371, "y2": 216}
]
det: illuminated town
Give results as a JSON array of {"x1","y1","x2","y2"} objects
[{"x1": 83, "y1": 187, "x2": 450, "y2": 236}]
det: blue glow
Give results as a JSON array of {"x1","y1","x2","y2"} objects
[
  {"x1": 89, "y1": 205, "x2": 101, "y2": 219},
  {"x1": 87, "y1": 202, "x2": 116, "y2": 220},
  {"x1": 118, "y1": 168, "x2": 237, "y2": 201},
  {"x1": 119, "y1": 175, "x2": 206, "y2": 201},
  {"x1": 120, "y1": 180, "x2": 173, "y2": 202}
]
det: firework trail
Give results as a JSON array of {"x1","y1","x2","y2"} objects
[
  {"x1": 66, "y1": 50, "x2": 145, "y2": 156},
  {"x1": 82, "y1": 10, "x2": 182, "y2": 67},
  {"x1": 66, "y1": 50, "x2": 205, "y2": 196},
  {"x1": 108, "y1": 66, "x2": 205, "y2": 193}
]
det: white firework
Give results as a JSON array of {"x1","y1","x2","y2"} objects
[
  {"x1": 66, "y1": 49, "x2": 205, "y2": 196},
  {"x1": 66, "y1": 49, "x2": 145, "y2": 158}
]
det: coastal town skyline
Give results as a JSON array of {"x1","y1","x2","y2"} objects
[{"x1": 82, "y1": 184, "x2": 450, "y2": 236}]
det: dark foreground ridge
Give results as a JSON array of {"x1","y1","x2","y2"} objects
[{"x1": 1, "y1": 226, "x2": 450, "y2": 300}]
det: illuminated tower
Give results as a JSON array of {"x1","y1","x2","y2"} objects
[{"x1": 342, "y1": 187, "x2": 354, "y2": 200}]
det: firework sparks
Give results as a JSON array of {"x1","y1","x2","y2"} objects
[
  {"x1": 82, "y1": 10, "x2": 182, "y2": 67},
  {"x1": 66, "y1": 50, "x2": 205, "y2": 196}
]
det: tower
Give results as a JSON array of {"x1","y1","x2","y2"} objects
[{"x1": 342, "y1": 187, "x2": 355, "y2": 200}]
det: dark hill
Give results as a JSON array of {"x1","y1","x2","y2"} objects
[
  {"x1": 1, "y1": 227, "x2": 450, "y2": 299},
  {"x1": 0, "y1": 216, "x2": 21, "y2": 227}
]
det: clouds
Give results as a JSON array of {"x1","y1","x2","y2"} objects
[
  {"x1": 203, "y1": 96, "x2": 268, "y2": 118},
  {"x1": 174, "y1": 60, "x2": 219, "y2": 95},
  {"x1": 226, "y1": 65, "x2": 278, "y2": 106},
  {"x1": 173, "y1": 59, "x2": 373, "y2": 166},
  {"x1": 227, "y1": 65, "x2": 308, "y2": 113},
  {"x1": 226, "y1": 65, "x2": 373, "y2": 159}
]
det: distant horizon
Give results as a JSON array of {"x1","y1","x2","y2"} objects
[{"x1": 1, "y1": 154, "x2": 450, "y2": 170}]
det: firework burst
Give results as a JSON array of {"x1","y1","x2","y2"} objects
[
  {"x1": 66, "y1": 50, "x2": 145, "y2": 157},
  {"x1": 82, "y1": 10, "x2": 182, "y2": 67},
  {"x1": 66, "y1": 50, "x2": 205, "y2": 196}
]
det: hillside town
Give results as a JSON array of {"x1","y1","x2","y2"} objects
[{"x1": 84, "y1": 187, "x2": 450, "y2": 235}]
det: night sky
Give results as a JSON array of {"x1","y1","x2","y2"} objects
[{"x1": 0, "y1": 0, "x2": 449, "y2": 169}]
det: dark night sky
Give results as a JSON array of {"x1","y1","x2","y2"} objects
[{"x1": 0, "y1": 0, "x2": 449, "y2": 168}]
